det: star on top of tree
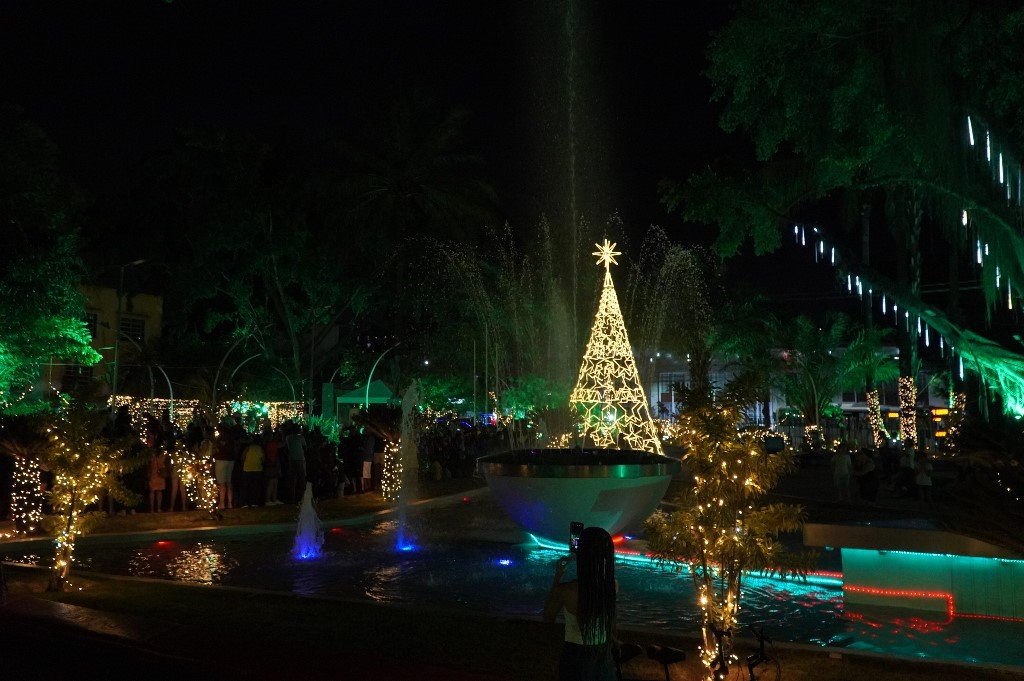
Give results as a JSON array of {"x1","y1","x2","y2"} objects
[{"x1": 592, "y1": 239, "x2": 621, "y2": 270}]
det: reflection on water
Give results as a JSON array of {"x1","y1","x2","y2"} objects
[
  {"x1": 127, "y1": 542, "x2": 238, "y2": 584},
  {"x1": 3, "y1": 499, "x2": 1023, "y2": 668}
]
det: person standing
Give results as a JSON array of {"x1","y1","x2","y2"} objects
[
  {"x1": 264, "y1": 431, "x2": 283, "y2": 505},
  {"x1": 831, "y1": 446, "x2": 852, "y2": 502},
  {"x1": 213, "y1": 427, "x2": 236, "y2": 510},
  {"x1": 148, "y1": 447, "x2": 169, "y2": 513},
  {"x1": 898, "y1": 440, "x2": 917, "y2": 497},
  {"x1": 359, "y1": 427, "x2": 375, "y2": 493},
  {"x1": 543, "y1": 527, "x2": 617, "y2": 681},
  {"x1": 240, "y1": 436, "x2": 264, "y2": 508},
  {"x1": 284, "y1": 424, "x2": 308, "y2": 503},
  {"x1": 915, "y1": 452, "x2": 934, "y2": 503}
]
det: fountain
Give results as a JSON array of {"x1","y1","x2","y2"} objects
[
  {"x1": 292, "y1": 483, "x2": 324, "y2": 560},
  {"x1": 480, "y1": 240, "x2": 680, "y2": 543},
  {"x1": 394, "y1": 381, "x2": 420, "y2": 553}
]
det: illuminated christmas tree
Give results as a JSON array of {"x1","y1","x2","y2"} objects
[{"x1": 570, "y1": 240, "x2": 663, "y2": 455}]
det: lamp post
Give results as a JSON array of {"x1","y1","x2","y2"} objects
[
  {"x1": 109, "y1": 259, "x2": 146, "y2": 412},
  {"x1": 365, "y1": 342, "x2": 401, "y2": 410}
]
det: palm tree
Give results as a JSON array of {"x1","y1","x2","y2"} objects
[
  {"x1": 775, "y1": 314, "x2": 861, "y2": 442},
  {"x1": 845, "y1": 327, "x2": 900, "y2": 446}
]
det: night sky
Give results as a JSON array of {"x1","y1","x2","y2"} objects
[{"x1": 2, "y1": 0, "x2": 840, "y2": 308}]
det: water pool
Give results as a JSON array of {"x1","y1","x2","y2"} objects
[{"x1": 3, "y1": 495, "x2": 1023, "y2": 667}]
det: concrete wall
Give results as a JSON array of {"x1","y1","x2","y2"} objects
[{"x1": 842, "y1": 548, "x2": 1024, "y2": 619}]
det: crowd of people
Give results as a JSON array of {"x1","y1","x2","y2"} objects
[
  {"x1": 829, "y1": 439, "x2": 935, "y2": 505},
  {"x1": 107, "y1": 407, "x2": 510, "y2": 513}
]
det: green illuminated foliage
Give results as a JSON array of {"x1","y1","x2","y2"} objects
[
  {"x1": 0, "y1": 107, "x2": 97, "y2": 412},
  {"x1": 667, "y1": 1, "x2": 1024, "y2": 419}
]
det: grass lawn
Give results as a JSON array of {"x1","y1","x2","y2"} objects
[{"x1": 4, "y1": 566, "x2": 1022, "y2": 681}]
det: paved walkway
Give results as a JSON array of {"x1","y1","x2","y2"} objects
[{"x1": 2, "y1": 588, "x2": 512, "y2": 680}]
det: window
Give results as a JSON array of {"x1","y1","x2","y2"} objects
[
  {"x1": 62, "y1": 363, "x2": 94, "y2": 392},
  {"x1": 120, "y1": 316, "x2": 146, "y2": 344},
  {"x1": 84, "y1": 312, "x2": 98, "y2": 339}
]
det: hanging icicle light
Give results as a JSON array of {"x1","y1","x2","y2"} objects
[
  {"x1": 881, "y1": 295, "x2": 887, "y2": 314},
  {"x1": 961, "y1": 209, "x2": 968, "y2": 226},
  {"x1": 925, "y1": 326, "x2": 930, "y2": 347},
  {"x1": 996, "y1": 266, "x2": 1001, "y2": 289},
  {"x1": 967, "y1": 115, "x2": 975, "y2": 146},
  {"x1": 977, "y1": 240, "x2": 983, "y2": 264},
  {"x1": 999, "y1": 153, "x2": 1005, "y2": 184},
  {"x1": 959, "y1": 355, "x2": 965, "y2": 380},
  {"x1": 987, "y1": 130, "x2": 992, "y2": 162},
  {"x1": 916, "y1": 317, "x2": 922, "y2": 334},
  {"x1": 846, "y1": 274, "x2": 852, "y2": 292}
]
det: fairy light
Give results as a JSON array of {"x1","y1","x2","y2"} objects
[
  {"x1": 42, "y1": 405, "x2": 141, "y2": 592},
  {"x1": 944, "y1": 392, "x2": 967, "y2": 455},
  {"x1": 898, "y1": 377, "x2": 917, "y2": 443},
  {"x1": 865, "y1": 390, "x2": 887, "y2": 447},
  {"x1": 646, "y1": 401, "x2": 805, "y2": 681},
  {"x1": 381, "y1": 440, "x2": 402, "y2": 502},
  {"x1": 11, "y1": 457, "x2": 45, "y2": 534},
  {"x1": 845, "y1": 585, "x2": 955, "y2": 622},
  {"x1": 174, "y1": 442, "x2": 218, "y2": 514},
  {"x1": 109, "y1": 395, "x2": 304, "y2": 436},
  {"x1": 570, "y1": 240, "x2": 662, "y2": 455}
]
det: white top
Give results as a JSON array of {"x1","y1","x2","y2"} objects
[{"x1": 563, "y1": 609, "x2": 608, "y2": 645}]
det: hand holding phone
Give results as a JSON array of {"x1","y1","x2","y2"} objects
[{"x1": 569, "y1": 521, "x2": 584, "y2": 553}]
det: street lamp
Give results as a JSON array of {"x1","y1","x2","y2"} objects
[
  {"x1": 365, "y1": 342, "x2": 401, "y2": 410},
  {"x1": 109, "y1": 259, "x2": 146, "y2": 412}
]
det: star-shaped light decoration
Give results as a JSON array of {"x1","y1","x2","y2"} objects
[{"x1": 592, "y1": 239, "x2": 621, "y2": 270}]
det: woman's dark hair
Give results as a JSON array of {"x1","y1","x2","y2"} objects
[{"x1": 576, "y1": 526, "x2": 616, "y2": 646}]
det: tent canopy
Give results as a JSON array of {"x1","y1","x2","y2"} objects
[{"x1": 335, "y1": 379, "x2": 396, "y2": 405}]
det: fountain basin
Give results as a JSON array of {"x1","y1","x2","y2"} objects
[{"x1": 478, "y1": 449, "x2": 679, "y2": 544}]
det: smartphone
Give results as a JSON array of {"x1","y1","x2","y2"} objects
[{"x1": 569, "y1": 521, "x2": 584, "y2": 553}]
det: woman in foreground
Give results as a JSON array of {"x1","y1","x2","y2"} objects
[{"x1": 543, "y1": 526, "x2": 617, "y2": 681}]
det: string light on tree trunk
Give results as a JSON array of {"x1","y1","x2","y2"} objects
[
  {"x1": 898, "y1": 377, "x2": 917, "y2": 443},
  {"x1": 865, "y1": 390, "x2": 887, "y2": 448},
  {"x1": 11, "y1": 457, "x2": 44, "y2": 534}
]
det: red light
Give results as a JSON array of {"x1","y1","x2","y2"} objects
[
  {"x1": 611, "y1": 535, "x2": 626, "y2": 545},
  {"x1": 462, "y1": 497, "x2": 471, "y2": 503},
  {"x1": 845, "y1": 585, "x2": 954, "y2": 622},
  {"x1": 330, "y1": 527, "x2": 343, "y2": 534},
  {"x1": 155, "y1": 540, "x2": 172, "y2": 547}
]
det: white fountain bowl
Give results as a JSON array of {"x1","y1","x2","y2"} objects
[{"x1": 478, "y1": 449, "x2": 680, "y2": 543}]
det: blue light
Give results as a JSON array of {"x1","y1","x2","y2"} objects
[
  {"x1": 497, "y1": 558, "x2": 513, "y2": 567},
  {"x1": 398, "y1": 544, "x2": 418, "y2": 553}
]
